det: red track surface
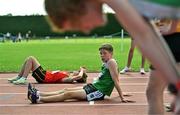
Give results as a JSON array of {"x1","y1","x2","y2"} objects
[{"x1": 0, "y1": 73, "x2": 173, "y2": 115}]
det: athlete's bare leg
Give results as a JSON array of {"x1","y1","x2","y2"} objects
[
  {"x1": 175, "y1": 64, "x2": 180, "y2": 114},
  {"x1": 40, "y1": 88, "x2": 87, "y2": 102},
  {"x1": 126, "y1": 39, "x2": 135, "y2": 68},
  {"x1": 146, "y1": 69, "x2": 168, "y2": 114},
  {"x1": 141, "y1": 55, "x2": 145, "y2": 69},
  {"x1": 39, "y1": 87, "x2": 83, "y2": 96},
  {"x1": 20, "y1": 56, "x2": 40, "y2": 78}
]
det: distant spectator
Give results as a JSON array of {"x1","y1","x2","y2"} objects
[
  {"x1": 12, "y1": 35, "x2": 17, "y2": 43},
  {"x1": 17, "y1": 32, "x2": 22, "y2": 42},
  {"x1": 6, "y1": 32, "x2": 11, "y2": 39},
  {"x1": 25, "y1": 33, "x2": 29, "y2": 42}
]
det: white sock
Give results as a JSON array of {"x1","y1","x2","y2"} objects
[
  {"x1": 37, "y1": 91, "x2": 41, "y2": 102},
  {"x1": 125, "y1": 66, "x2": 129, "y2": 70}
]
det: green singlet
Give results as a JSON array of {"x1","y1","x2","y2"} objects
[{"x1": 92, "y1": 62, "x2": 115, "y2": 96}]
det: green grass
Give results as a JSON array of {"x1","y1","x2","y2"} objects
[{"x1": 0, "y1": 38, "x2": 149, "y2": 72}]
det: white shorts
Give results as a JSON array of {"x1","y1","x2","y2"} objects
[{"x1": 83, "y1": 84, "x2": 105, "y2": 101}]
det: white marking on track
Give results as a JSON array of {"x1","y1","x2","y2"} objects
[
  {"x1": 0, "y1": 83, "x2": 148, "y2": 86},
  {"x1": 0, "y1": 91, "x2": 170, "y2": 95},
  {"x1": 0, "y1": 103, "x2": 170, "y2": 107}
]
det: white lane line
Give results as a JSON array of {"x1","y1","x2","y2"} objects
[
  {"x1": 89, "y1": 101, "x2": 94, "y2": 105},
  {"x1": 0, "y1": 93, "x2": 26, "y2": 94},
  {"x1": 0, "y1": 91, "x2": 170, "y2": 95},
  {"x1": 0, "y1": 103, "x2": 169, "y2": 107},
  {"x1": 0, "y1": 78, "x2": 34, "y2": 80},
  {"x1": 0, "y1": 83, "x2": 148, "y2": 86},
  {"x1": 0, "y1": 77, "x2": 148, "y2": 80}
]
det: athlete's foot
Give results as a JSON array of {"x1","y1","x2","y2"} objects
[
  {"x1": 165, "y1": 104, "x2": 174, "y2": 112},
  {"x1": 27, "y1": 83, "x2": 40, "y2": 104},
  {"x1": 27, "y1": 83, "x2": 39, "y2": 99},
  {"x1": 120, "y1": 67, "x2": 130, "y2": 74},
  {"x1": 140, "y1": 68, "x2": 146, "y2": 75},
  {"x1": 13, "y1": 77, "x2": 27, "y2": 85},
  {"x1": 80, "y1": 66, "x2": 87, "y2": 73},
  {"x1": 8, "y1": 76, "x2": 21, "y2": 83}
]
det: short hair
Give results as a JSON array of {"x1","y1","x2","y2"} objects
[
  {"x1": 44, "y1": 0, "x2": 86, "y2": 30},
  {"x1": 99, "y1": 44, "x2": 113, "y2": 52}
]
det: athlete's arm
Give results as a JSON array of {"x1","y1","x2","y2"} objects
[
  {"x1": 102, "y1": 0, "x2": 180, "y2": 84},
  {"x1": 153, "y1": 19, "x2": 177, "y2": 35},
  {"x1": 61, "y1": 77, "x2": 74, "y2": 83},
  {"x1": 108, "y1": 59, "x2": 126, "y2": 102},
  {"x1": 72, "y1": 67, "x2": 85, "y2": 80},
  {"x1": 62, "y1": 67, "x2": 86, "y2": 83},
  {"x1": 62, "y1": 73, "x2": 83, "y2": 83}
]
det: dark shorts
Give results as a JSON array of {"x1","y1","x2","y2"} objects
[
  {"x1": 150, "y1": 33, "x2": 180, "y2": 70},
  {"x1": 163, "y1": 33, "x2": 180, "y2": 62},
  {"x1": 32, "y1": 66, "x2": 46, "y2": 83},
  {"x1": 83, "y1": 84, "x2": 105, "y2": 101}
]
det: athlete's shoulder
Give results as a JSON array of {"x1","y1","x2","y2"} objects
[
  {"x1": 107, "y1": 59, "x2": 118, "y2": 67},
  {"x1": 107, "y1": 58, "x2": 117, "y2": 63}
]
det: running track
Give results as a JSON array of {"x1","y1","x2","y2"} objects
[{"x1": 0, "y1": 73, "x2": 173, "y2": 115}]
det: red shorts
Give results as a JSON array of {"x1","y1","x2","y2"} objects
[{"x1": 44, "y1": 71, "x2": 69, "y2": 83}]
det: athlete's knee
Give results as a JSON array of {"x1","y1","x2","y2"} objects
[
  {"x1": 63, "y1": 88, "x2": 68, "y2": 92},
  {"x1": 146, "y1": 82, "x2": 158, "y2": 99},
  {"x1": 146, "y1": 81, "x2": 164, "y2": 100},
  {"x1": 63, "y1": 91, "x2": 73, "y2": 98},
  {"x1": 27, "y1": 56, "x2": 35, "y2": 61}
]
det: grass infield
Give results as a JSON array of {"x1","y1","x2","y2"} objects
[{"x1": 0, "y1": 38, "x2": 149, "y2": 72}]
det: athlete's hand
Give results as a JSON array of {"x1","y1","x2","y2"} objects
[
  {"x1": 120, "y1": 98, "x2": 135, "y2": 103},
  {"x1": 123, "y1": 93, "x2": 132, "y2": 97},
  {"x1": 80, "y1": 66, "x2": 86, "y2": 72}
]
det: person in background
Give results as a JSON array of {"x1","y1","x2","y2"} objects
[{"x1": 120, "y1": 38, "x2": 146, "y2": 74}]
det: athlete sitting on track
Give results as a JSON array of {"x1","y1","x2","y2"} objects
[
  {"x1": 27, "y1": 44, "x2": 131, "y2": 103},
  {"x1": 8, "y1": 56, "x2": 88, "y2": 85}
]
